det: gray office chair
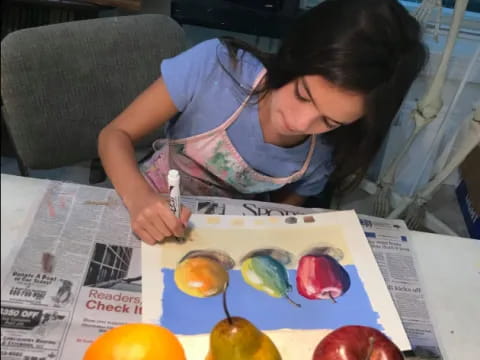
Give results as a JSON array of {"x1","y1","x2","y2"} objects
[{"x1": 1, "y1": 14, "x2": 186, "y2": 182}]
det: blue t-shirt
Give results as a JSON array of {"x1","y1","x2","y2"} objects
[{"x1": 160, "y1": 39, "x2": 333, "y2": 196}]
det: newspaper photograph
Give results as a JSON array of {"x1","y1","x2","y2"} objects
[
  {"x1": 1, "y1": 180, "x2": 441, "y2": 359},
  {"x1": 61, "y1": 243, "x2": 142, "y2": 355}
]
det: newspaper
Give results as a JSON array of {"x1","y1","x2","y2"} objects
[{"x1": 1, "y1": 181, "x2": 440, "y2": 359}]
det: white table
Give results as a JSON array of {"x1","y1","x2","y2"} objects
[{"x1": 1, "y1": 173, "x2": 479, "y2": 360}]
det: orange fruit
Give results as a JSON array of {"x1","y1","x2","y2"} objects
[{"x1": 83, "y1": 323, "x2": 186, "y2": 360}]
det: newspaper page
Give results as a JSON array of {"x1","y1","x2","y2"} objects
[
  {"x1": 1, "y1": 181, "x2": 440, "y2": 359},
  {"x1": 1, "y1": 181, "x2": 141, "y2": 360},
  {"x1": 358, "y1": 215, "x2": 442, "y2": 358}
]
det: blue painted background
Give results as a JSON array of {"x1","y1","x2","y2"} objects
[{"x1": 160, "y1": 266, "x2": 381, "y2": 335}]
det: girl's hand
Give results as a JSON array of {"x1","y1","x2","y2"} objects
[
  {"x1": 126, "y1": 189, "x2": 191, "y2": 245},
  {"x1": 97, "y1": 77, "x2": 186, "y2": 244}
]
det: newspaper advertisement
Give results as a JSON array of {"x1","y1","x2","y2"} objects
[{"x1": 1, "y1": 181, "x2": 440, "y2": 359}]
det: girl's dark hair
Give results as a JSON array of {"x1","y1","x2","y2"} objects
[{"x1": 220, "y1": 0, "x2": 427, "y2": 192}]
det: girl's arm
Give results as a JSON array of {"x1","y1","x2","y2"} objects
[
  {"x1": 99, "y1": 78, "x2": 175, "y2": 204},
  {"x1": 98, "y1": 78, "x2": 190, "y2": 244}
]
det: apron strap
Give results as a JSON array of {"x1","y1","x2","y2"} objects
[{"x1": 219, "y1": 68, "x2": 267, "y2": 131}]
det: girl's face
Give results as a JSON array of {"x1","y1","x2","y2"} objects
[{"x1": 268, "y1": 75, "x2": 365, "y2": 139}]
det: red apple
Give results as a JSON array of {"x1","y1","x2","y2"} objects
[
  {"x1": 312, "y1": 325, "x2": 404, "y2": 360},
  {"x1": 296, "y1": 255, "x2": 351, "y2": 302}
]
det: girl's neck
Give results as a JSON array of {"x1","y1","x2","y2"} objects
[{"x1": 258, "y1": 91, "x2": 308, "y2": 148}]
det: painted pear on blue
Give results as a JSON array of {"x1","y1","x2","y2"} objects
[{"x1": 241, "y1": 255, "x2": 300, "y2": 307}]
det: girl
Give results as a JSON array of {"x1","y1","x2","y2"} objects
[{"x1": 98, "y1": 0, "x2": 427, "y2": 244}]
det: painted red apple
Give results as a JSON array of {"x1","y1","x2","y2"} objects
[
  {"x1": 313, "y1": 325, "x2": 404, "y2": 360},
  {"x1": 296, "y1": 254, "x2": 350, "y2": 302}
]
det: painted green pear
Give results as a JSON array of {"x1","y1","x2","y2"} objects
[{"x1": 241, "y1": 255, "x2": 300, "y2": 307}]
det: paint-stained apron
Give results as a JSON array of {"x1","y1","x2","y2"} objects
[{"x1": 141, "y1": 70, "x2": 316, "y2": 199}]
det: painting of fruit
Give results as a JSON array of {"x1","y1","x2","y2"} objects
[
  {"x1": 296, "y1": 254, "x2": 351, "y2": 302},
  {"x1": 174, "y1": 250, "x2": 234, "y2": 298},
  {"x1": 144, "y1": 213, "x2": 412, "y2": 358},
  {"x1": 241, "y1": 255, "x2": 300, "y2": 307}
]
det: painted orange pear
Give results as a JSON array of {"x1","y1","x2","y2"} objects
[{"x1": 174, "y1": 256, "x2": 229, "y2": 297}]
